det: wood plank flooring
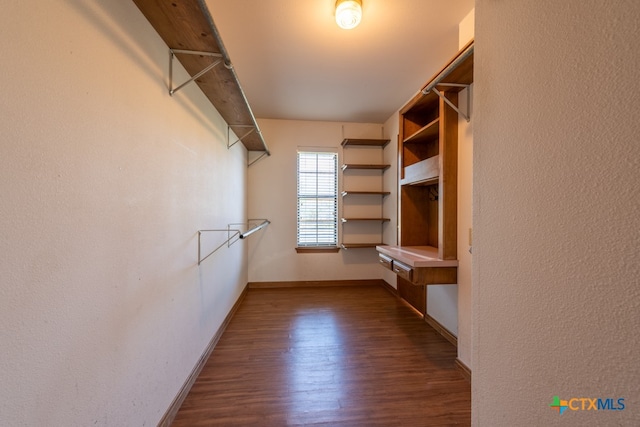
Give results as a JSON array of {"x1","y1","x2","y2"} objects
[{"x1": 172, "y1": 285, "x2": 470, "y2": 426}]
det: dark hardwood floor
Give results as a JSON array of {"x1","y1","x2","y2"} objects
[{"x1": 172, "y1": 285, "x2": 470, "y2": 426}]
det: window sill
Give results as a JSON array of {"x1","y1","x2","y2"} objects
[{"x1": 295, "y1": 246, "x2": 340, "y2": 253}]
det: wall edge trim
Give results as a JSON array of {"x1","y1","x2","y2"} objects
[
  {"x1": 455, "y1": 357, "x2": 472, "y2": 383},
  {"x1": 425, "y1": 313, "x2": 458, "y2": 347},
  {"x1": 379, "y1": 279, "x2": 398, "y2": 296},
  {"x1": 247, "y1": 279, "x2": 385, "y2": 288}
]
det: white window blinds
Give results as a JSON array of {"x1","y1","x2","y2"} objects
[{"x1": 297, "y1": 151, "x2": 338, "y2": 247}]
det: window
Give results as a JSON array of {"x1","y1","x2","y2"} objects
[{"x1": 296, "y1": 151, "x2": 338, "y2": 250}]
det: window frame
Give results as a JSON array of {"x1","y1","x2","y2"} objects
[{"x1": 295, "y1": 150, "x2": 339, "y2": 252}]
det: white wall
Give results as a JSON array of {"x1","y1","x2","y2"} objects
[
  {"x1": 0, "y1": 1, "x2": 249, "y2": 425},
  {"x1": 473, "y1": 1, "x2": 640, "y2": 425},
  {"x1": 381, "y1": 114, "x2": 400, "y2": 287},
  {"x1": 248, "y1": 119, "x2": 388, "y2": 282},
  {"x1": 455, "y1": 7, "x2": 475, "y2": 367}
]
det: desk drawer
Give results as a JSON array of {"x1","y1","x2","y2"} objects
[
  {"x1": 378, "y1": 253, "x2": 393, "y2": 271},
  {"x1": 392, "y1": 260, "x2": 413, "y2": 281}
]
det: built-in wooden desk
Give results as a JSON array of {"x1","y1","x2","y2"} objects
[{"x1": 376, "y1": 245, "x2": 458, "y2": 285}]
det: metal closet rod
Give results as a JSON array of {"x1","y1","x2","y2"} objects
[
  {"x1": 238, "y1": 219, "x2": 270, "y2": 239},
  {"x1": 196, "y1": 0, "x2": 271, "y2": 157},
  {"x1": 197, "y1": 219, "x2": 270, "y2": 265}
]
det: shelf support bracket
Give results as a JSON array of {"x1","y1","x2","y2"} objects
[
  {"x1": 169, "y1": 49, "x2": 224, "y2": 96},
  {"x1": 424, "y1": 84, "x2": 471, "y2": 122},
  {"x1": 227, "y1": 125, "x2": 256, "y2": 150},
  {"x1": 248, "y1": 151, "x2": 269, "y2": 167}
]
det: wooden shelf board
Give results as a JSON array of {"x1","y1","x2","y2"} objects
[
  {"x1": 341, "y1": 243, "x2": 383, "y2": 249},
  {"x1": 401, "y1": 40, "x2": 474, "y2": 115},
  {"x1": 342, "y1": 218, "x2": 390, "y2": 222},
  {"x1": 404, "y1": 118, "x2": 439, "y2": 144},
  {"x1": 132, "y1": 0, "x2": 268, "y2": 153},
  {"x1": 342, "y1": 191, "x2": 390, "y2": 197},
  {"x1": 342, "y1": 164, "x2": 391, "y2": 171},
  {"x1": 341, "y1": 138, "x2": 390, "y2": 147},
  {"x1": 424, "y1": 39, "x2": 475, "y2": 90}
]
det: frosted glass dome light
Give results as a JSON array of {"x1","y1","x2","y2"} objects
[{"x1": 335, "y1": 0, "x2": 362, "y2": 30}]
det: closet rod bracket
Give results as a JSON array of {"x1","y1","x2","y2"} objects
[
  {"x1": 197, "y1": 219, "x2": 270, "y2": 265},
  {"x1": 169, "y1": 49, "x2": 224, "y2": 96},
  {"x1": 426, "y1": 84, "x2": 471, "y2": 122}
]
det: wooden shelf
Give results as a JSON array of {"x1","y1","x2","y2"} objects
[
  {"x1": 341, "y1": 217, "x2": 390, "y2": 222},
  {"x1": 132, "y1": 0, "x2": 269, "y2": 154},
  {"x1": 341, "y1": 191, "x2": 391, "y2": 197},
  {"x1": 401, "y1": 156, "x2": 439, "y2": 186},
  {"x1": 402, "y1": 39, "x2": 475, "y2": 115},
  {"x1": 403, "y1": 118, "x2": 439, "y2": 144},
  {"x1": 341, "y1": 243, "x2": 384, "y2": 249},
  {"x1": 341, "y1": 136, "x2": 389, "y2": 256},
  {"x1": 422, "y1": 39, "x2": 474, "y2": 92},
  {"x1": 341, "y1": 138, "x2": 390, "y2": 147},
  {"x1": 342, "y1": 164, "x2": 391, "y2": 171}
]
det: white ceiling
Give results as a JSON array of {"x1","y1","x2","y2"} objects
[{"x1": 207, "y1": 0, "x2": 474, "y2": 123}]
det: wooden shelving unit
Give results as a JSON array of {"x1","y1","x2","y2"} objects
[
  {"x1": 132, "y1": 0, "x2": 269, "y2": 155},
  {"x1": 377, "y1": 40, "x2": 474, "y2": 313},
  {"x1": 340, "y1": 137, "x2": 390, "y2": 250}
]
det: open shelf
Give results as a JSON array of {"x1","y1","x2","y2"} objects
[
  {"x1": 340, "y1": 133, "x2": 389, "y2": 252},
  {"x1": 421, "y1": 39, "x2": 474, "y2": 93},
  {"x1": 341, "y1": 243, "x2": 384, "y2": 249},
  {"x1": 341, "y1": 191, "x2": 391, "y2": 197},
  {"x1": 341, "y1": 217, "x2": 390, "y2": 222},
  {"x1": 403, "y1": 118, "x2": 439, "y2": 144},
  {"x1": 341, "y1": 138, "x2": 390, "y2": 147},
  {"x1": 342, "y1": 164, "x2": 391, "y2": 171},
  {"x1": 132, "y1": 0, "x2": 269, "y2": 154}
]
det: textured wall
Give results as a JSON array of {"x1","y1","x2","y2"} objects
[
  {"x1": 0, "y1": 1, "x2": 248, "y2": 425},
  {"x1": 455, "y1": 6, "x2": 475, "y2": 369},
  {"x1": 473, "y1": 0, "x2": 640, "y2": 425}
]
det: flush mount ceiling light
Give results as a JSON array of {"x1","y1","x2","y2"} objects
[{"x1": 335, "y1": 0, "x2": 362, "y2": 30}]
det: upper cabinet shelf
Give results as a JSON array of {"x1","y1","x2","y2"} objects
[
  {"x1": 132, "y1": 0, "x2": 269, "y2": 155},
  {"x1": 403, "y1": 117, "x2": 439, "y2": 144}
]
